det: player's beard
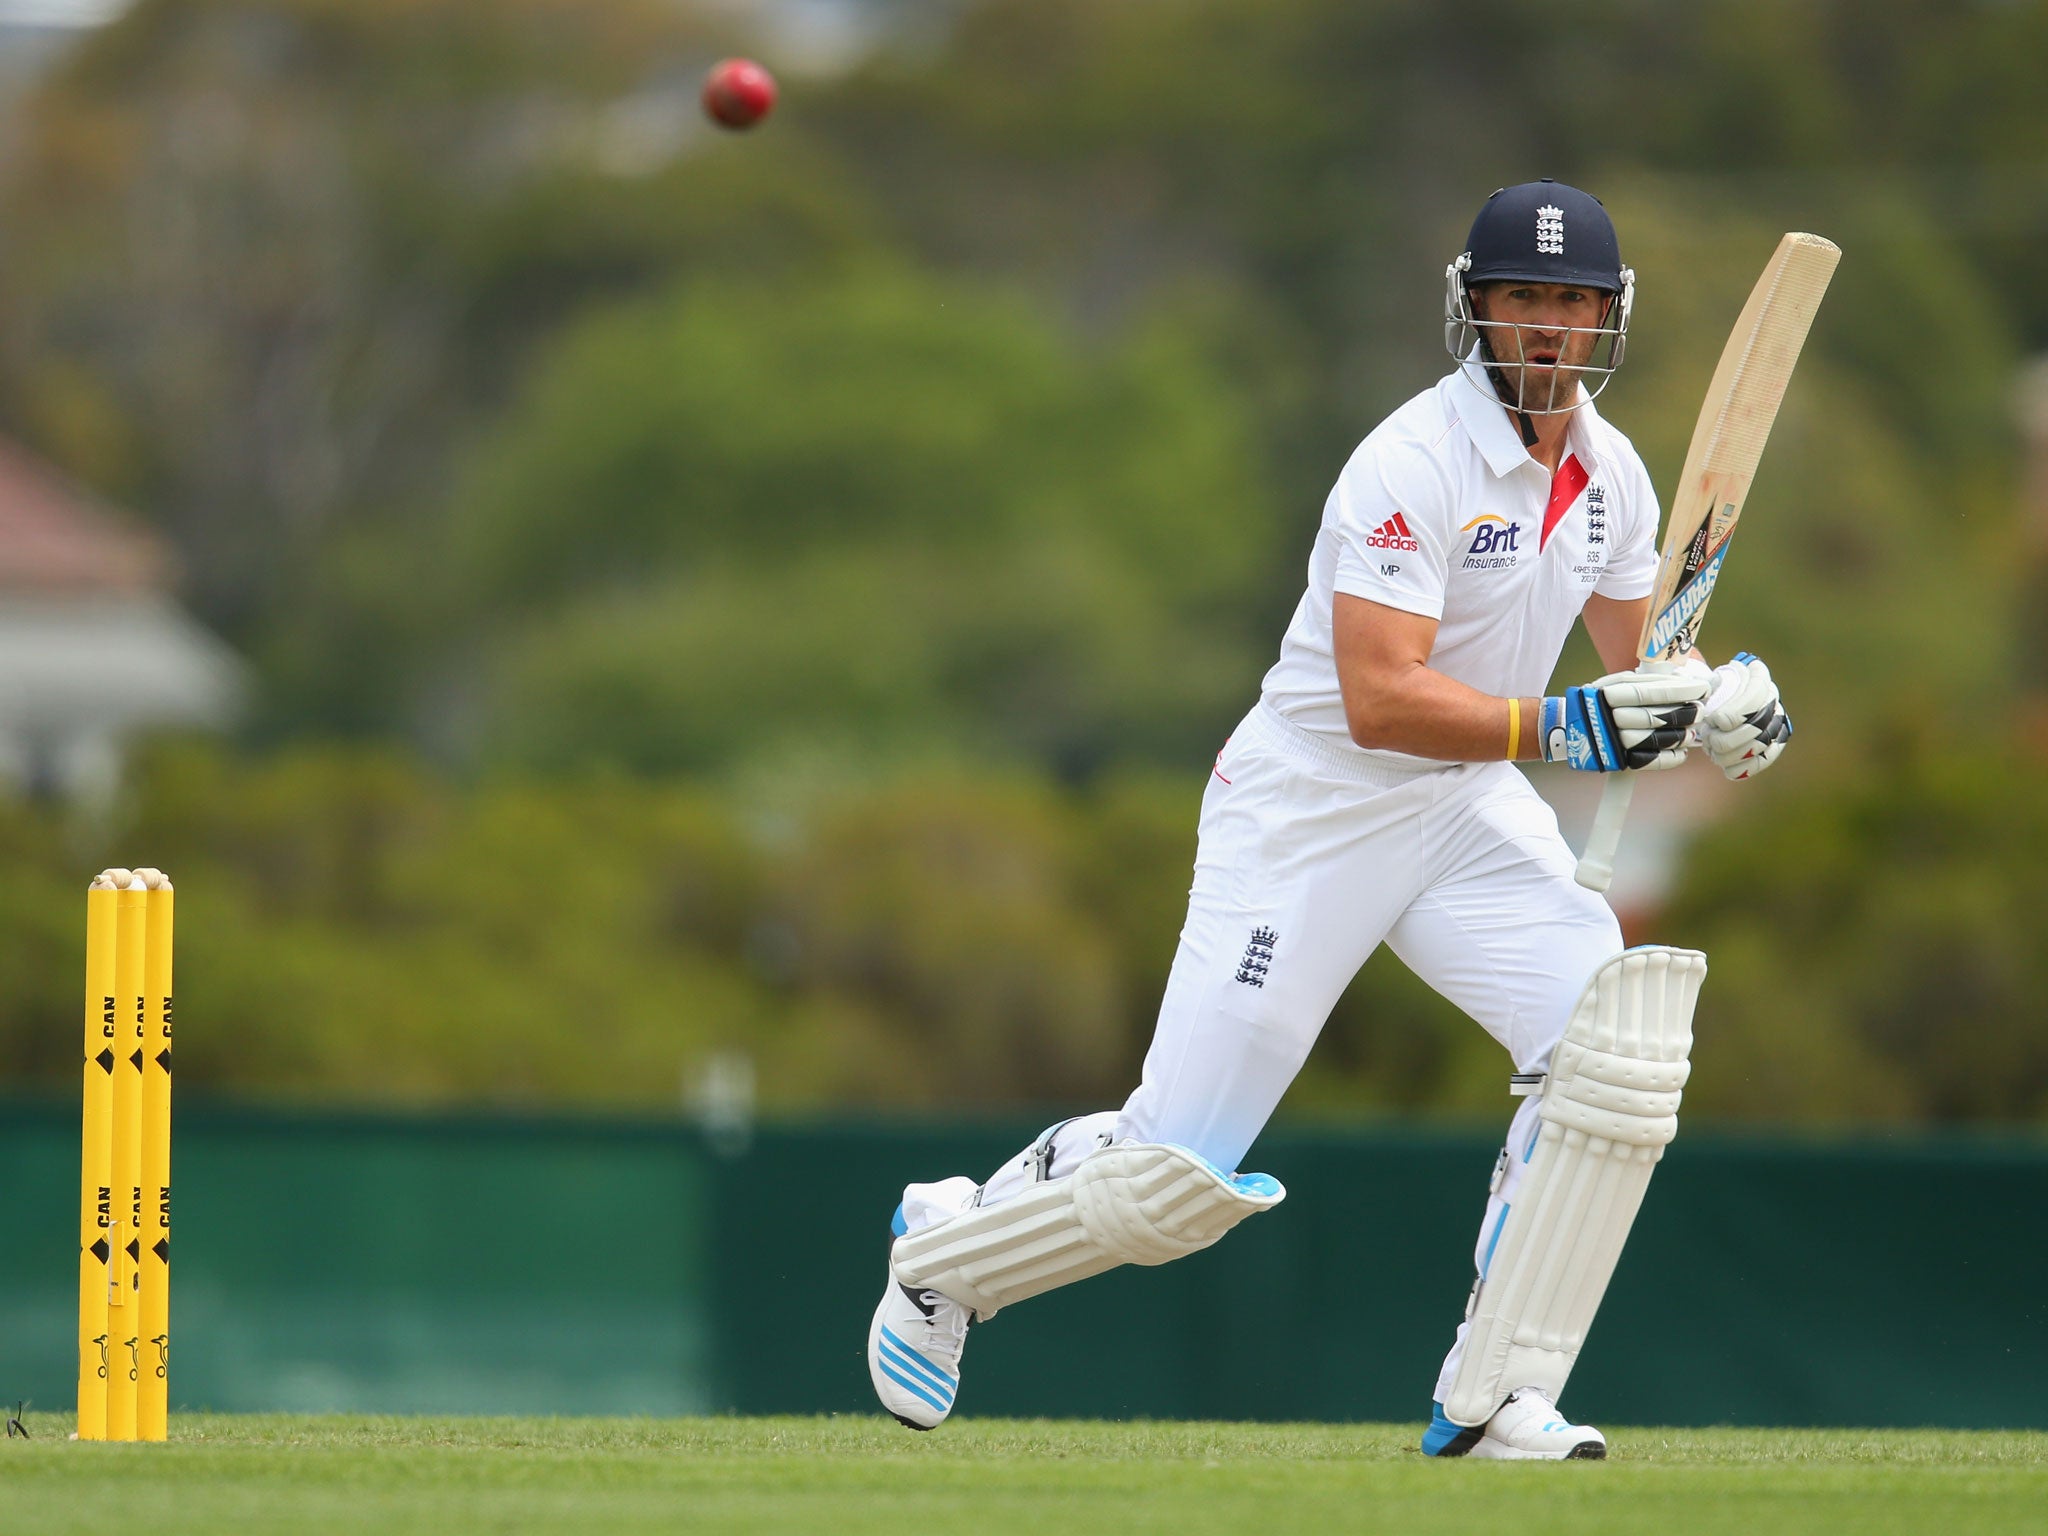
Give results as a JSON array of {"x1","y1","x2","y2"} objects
[
  {"x1": 1484, "y1": 326, "x2": 1596, "y2": 414},
  {"x1": 1508, "y1": 360, "x2": 1583, "y2": 413}
]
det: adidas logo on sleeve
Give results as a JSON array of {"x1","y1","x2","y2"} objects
[{"x1": 1365, "y1": 513, "x2": 1421, "y2": 552}]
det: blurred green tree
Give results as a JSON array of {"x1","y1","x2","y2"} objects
[
  {"x1": 1671, "y1": 744, "x2": 2048, "y2": 1122},
  {"x1": 437, "y1": 263, "x2": 1282, "y2": 776},
  {"x1": 0, "y1": 744, "x2": 1204, "y2": 1112}
]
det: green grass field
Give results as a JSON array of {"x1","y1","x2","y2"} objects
[{"x1": 3, "y1": 1413, "x2": 2044, "y2": 1535}]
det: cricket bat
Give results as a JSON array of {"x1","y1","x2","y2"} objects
[{"x1": 1573, "y1": 232, "x2": 1841, "y2": 893}]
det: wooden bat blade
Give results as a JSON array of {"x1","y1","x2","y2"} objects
[
  {"x1": 1637, "y1": 232, "x2": 1840, "y2": 663},
  {"x1": 1576, "y1": 231, "x2": 1839, "y2": 894}
]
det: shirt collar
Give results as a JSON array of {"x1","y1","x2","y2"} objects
[
  {"x1": 1450, "y1": 357, "x2": 1605, "y2": 480},
  {"x1": 1563, "y1": 393, "x2": 1607, "y2": 478}
]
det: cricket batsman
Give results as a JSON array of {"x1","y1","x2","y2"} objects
[{"x1": 867, "y1": 180, "x2": 1793, "y2": 1459}]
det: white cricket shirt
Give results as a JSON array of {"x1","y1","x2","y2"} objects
[{"x1": 1260, "y1": 361, "x2": 1660, "y2": 764}]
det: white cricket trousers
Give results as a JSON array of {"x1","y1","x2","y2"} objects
[{"x1": 956, "y1": 701, "x2": 1624, "y2": 1402}]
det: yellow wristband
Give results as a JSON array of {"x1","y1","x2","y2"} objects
[{"x1": 1506, "y1": 696, "x2": 1520, "y2": 760}]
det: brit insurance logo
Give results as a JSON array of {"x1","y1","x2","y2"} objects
[
  {"x1": 1460, "y1": 513, "x2": 1520, "y2": 570},
  {"x1": 1365, "y1": 513, "x2": 1420, "y2": 553},
  {"x1": 1536, "y1": 203, "x2": 1565, "y2": 255}
]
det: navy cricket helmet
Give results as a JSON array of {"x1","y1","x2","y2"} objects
[{"x1": 1463, "y1": 180, "x2": 1626, "y2": 291}]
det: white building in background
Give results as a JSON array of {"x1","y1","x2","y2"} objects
[{"x1": 0, "y1": 439, "x2": 242, "y2": 801}]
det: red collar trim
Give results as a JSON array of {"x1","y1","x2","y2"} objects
[{"x1": 1541, "y1": 454, "x2": 1588, "y2": 552}]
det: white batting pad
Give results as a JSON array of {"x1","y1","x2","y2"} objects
[
  {"x1": 890, "y1": 1144, "x2": 1284, "y2": 1320},
  {"x1": 1443, "y1": 945, "x2": 1706, "y2": 1427}
]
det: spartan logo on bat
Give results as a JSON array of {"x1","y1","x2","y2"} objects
[
  {"x1": 1236, "y1": 927, "x2": 1279, "y2": 988},
  {"x1": 1649, "y1": 544, "x2": 1728, "y2": 655}
]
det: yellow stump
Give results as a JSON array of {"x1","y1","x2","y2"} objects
[
  {"x1": 79, "y1": 867, "x2": 177, "y2": 1442},
  {"x1": 76, "y1": 874, "x2": 120, "y2": 1441},
  {"x1": 138, "y1": 870, "x2": 174, "y2": 1442},
  {"x1": 105, "y1": 874, "x2": 148, "y2": 1440}
]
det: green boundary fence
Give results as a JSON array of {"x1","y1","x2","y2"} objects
[
  {"x1": 0, "y1": 1100, "x2": 708, "y2": 1416},
  {"x1": 3, "y1": 1098, "x2": 2042, "y2": 1427}
]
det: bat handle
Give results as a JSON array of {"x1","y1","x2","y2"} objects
[{"x1": 1574, "y1": 773, "x2": 1636, "y2": 893}]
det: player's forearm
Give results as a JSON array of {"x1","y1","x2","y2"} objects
[
  {"x1": 1342, "y1": 662, "x2": 1537, "y2": 762},
  {"x1": 1580, "y1": 593, "x2": 1650, "y2": 674}
]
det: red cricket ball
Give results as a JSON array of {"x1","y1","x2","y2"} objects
[{"x1": 702, "y1": 58, "x2": 777, "y2": 130}]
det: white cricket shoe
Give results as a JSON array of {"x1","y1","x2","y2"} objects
[
  {"x1": 868, "y1": 1265, "x2": 971, "y2": 1430},
  {"x1": 1421, "y1": 1388, "x2": 1606, "y2": 1460}
]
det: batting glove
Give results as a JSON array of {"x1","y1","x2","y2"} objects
[
  {"x1": 1541, "y1": 666, "x2": 1709, "y2": 772},
  {"x1": 1700, "y1": 652, "x2": 1792, "y2": 780}
]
